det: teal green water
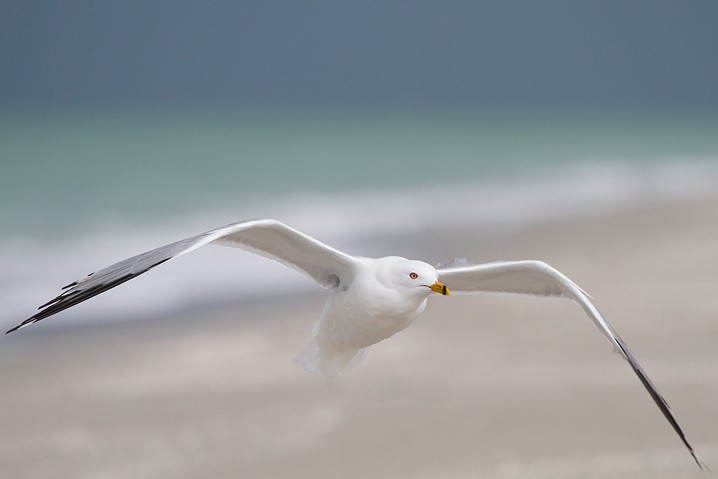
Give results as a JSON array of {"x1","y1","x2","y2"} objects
[{"x1": 2, "y1": 110, "x2": 717, "y2": 233}]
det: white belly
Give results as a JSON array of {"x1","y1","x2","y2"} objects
[{"x1": 320, "y1": 287, "x2": 428, "y2": 348}]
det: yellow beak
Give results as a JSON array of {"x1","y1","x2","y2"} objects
[{"x1": 428, "y1": 281, "x2": 450, "y2": 296}]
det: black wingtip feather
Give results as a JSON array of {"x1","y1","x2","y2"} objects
[
  {"x1": 9, "y1": 257, "x2": 173, "y2": 334},
  {"x1": 5, "y1": 316, "x2": 38, "y2": 334},
  {"x1": 38, "y1": 293, "x2": 67, "y2": 310},
  {"x1": 614, "y1": 336, "x2": 708, "y2": 471},
  {"x1": 5, "y1": 323, "x2": 22, "y2": 334}
]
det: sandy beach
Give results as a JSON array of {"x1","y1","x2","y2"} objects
[{"x1": 1, "y1": 195, "x2": 717, "y2": 479}]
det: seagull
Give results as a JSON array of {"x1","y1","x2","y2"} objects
[{"x1": 6, "y1": 218, "x2": 706, "y2": 469}]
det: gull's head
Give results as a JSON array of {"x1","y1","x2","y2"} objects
[{"x1": 379, "y1": 257, "x2": 450, "y2": 297}]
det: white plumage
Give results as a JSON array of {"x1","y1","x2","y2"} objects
[
  {"x1": 294, "y1": 256, "x2": 440, "y2": 377},
  {"x1": 6, "y1": 218, "x2": 705, "y2": 469}
]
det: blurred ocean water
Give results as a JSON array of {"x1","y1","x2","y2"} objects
[{"x1": 2, "y1": 110, "x2": 717, "y2": 328}]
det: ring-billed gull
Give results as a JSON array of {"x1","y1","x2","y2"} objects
[{"x1": 6, "y1": 218, "x2": 706, "y2": 469}]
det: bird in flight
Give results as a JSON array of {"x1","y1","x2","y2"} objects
[{"x1": 7, "y1": 218, "x2": 706, "y2": 469}]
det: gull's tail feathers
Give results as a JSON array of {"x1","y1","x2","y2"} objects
[{"x1": 293, "y1": 336, "x2": 368, "y2": 378}]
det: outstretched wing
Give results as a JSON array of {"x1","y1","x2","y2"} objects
[
  {"x1": 438, "y1": 260, "x2": 706, "y2": 470},
  {"x1": 8, "y1": 218, "x2": 358, "y2": 333}
]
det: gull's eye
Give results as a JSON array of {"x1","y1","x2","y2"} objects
[{"x1": 409, "y1": 272, "x2": 419, "y2": 280}]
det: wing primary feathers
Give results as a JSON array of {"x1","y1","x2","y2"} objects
[
  {"x1": 6, "y1": 257, "x2": 171, "y2": 334},
  {"x1": 614, "y1": 335, "x2": 708, "y2": 471}
]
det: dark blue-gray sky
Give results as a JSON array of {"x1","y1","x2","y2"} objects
[{"x1": 2, "y1": 1, "x2": 717, "y2": 112}]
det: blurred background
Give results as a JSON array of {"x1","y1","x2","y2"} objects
[{"x1": 1, "y1": 2, "x2": 717, "y2": 478}]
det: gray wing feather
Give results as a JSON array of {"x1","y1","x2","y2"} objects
[
  {"x1": 8, "y1": 218, "x2": 357, "y2": 333},
  {"x1": 438, "y1": 260, "x2": 706, "y2": 470}
]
